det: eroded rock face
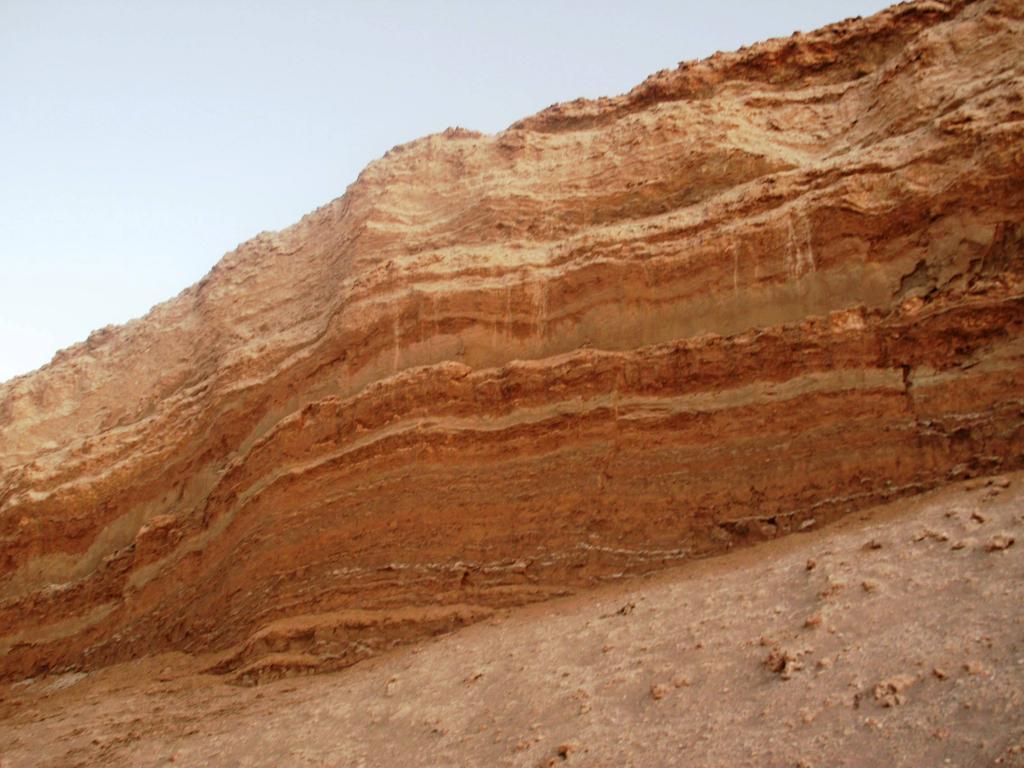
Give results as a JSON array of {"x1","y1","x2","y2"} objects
[{"x1": 1, "y1": 0, "x2": 1022, "y2": 680}]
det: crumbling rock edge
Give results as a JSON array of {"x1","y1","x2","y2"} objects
[{"x1": 1, "y1": 0, "x2": 1023, "y2": 687}]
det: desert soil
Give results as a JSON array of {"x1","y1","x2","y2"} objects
[{"x1": 1, "y1": 473, "x2": 1021, "y2": 768}]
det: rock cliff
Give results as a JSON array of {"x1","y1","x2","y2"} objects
[{"x1": 1, "y1": 0, "x2": 1022, "y2": 682}]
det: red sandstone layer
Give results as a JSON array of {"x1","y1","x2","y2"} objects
[{"x1": 1, "y1": 0, "x2": 1022, "y2": 680}]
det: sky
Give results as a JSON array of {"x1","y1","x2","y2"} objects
[{"x1": 0, "y1": 0, "x2": 893, "y2": 384}]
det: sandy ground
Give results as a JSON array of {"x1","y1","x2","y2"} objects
[{"x1": 1, "y1": 473, "x2": 1022, "y2": 768}]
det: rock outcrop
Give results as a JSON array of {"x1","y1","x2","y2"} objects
[{"x1": 1, "y1": 0, "x2": 1022, "y2": 681}]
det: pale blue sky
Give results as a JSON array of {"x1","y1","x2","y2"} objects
[{"x1": 0, "y1": 1, "x2": 892, "y2": 383}]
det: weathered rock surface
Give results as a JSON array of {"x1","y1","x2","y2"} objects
[{"x1": 1, "y1": 0, "x2": 1023, "y2": 681}]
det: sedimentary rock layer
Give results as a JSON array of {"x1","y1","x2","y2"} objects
[{"x1": 1, "y1": 0, "x2": 1022, "y2": 679}]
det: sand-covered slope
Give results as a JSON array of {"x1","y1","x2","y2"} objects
[
  {"x1": 1, "y1": 474, "x2": 1020, "y2": 767},
  {"x1": 1, "y1": 0, "x2": 1023, "y2": 683}
]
